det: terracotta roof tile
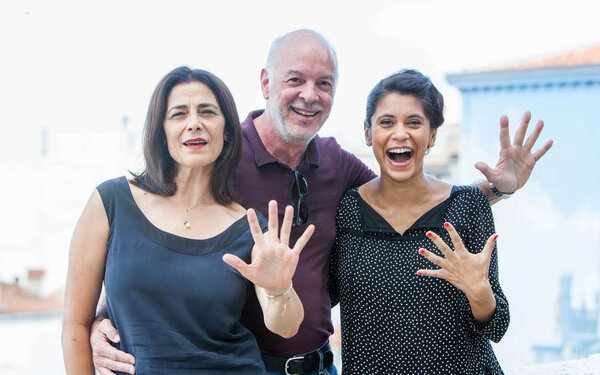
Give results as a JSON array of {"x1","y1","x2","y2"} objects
[
  {"x1": 28, "y1": 269, "x2": 45, "y2": 278},
  {"x1": 0, "y1": 282, "x2": 63, "y2": 314},
  {"x1": 499, "y1": 45, "x2": 600, "y2": 71}
]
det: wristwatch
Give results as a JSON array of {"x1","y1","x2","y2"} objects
[{"x1": 489, "y1": 183, "x2": 514, "y2": 199}]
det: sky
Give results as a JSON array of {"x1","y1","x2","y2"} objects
[
  {"x1": 2, "y1": 0, "x2": 600, "y2": 150},
  {"x1": 1, "y1": 0, "x2": 599, "y2": 371}
]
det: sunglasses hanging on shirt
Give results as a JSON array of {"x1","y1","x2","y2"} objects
[{"x1": 289, "y1": 170, "x2": 309, "y2": 227}]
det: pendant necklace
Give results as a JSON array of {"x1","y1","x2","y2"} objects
[
  {"x1": 178, "y1": 199, "x2": 203, "y2": 229},
  {"x1": 183, "y1": 208, "x2": 192, "y2": 229}
]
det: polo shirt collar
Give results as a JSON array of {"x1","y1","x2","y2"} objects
[{"x1": 242, "y1": 110, "x2": 321, "y2": 169}]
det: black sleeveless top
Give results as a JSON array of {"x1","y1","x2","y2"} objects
[{"x1": 97, "y1": 176, "x2": 267, "y2": 374}]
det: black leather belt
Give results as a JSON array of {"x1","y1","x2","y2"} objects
[{"x1": 261, "y1": 341, "x2": 334, "y2": 374}]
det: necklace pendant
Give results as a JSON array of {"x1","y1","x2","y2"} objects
[{"x1": 184, "y1": 220, "x2": 191, "y2": 229}]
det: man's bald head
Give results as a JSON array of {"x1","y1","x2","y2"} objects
[
  {"x1": 265, "y1": 29, "x2": 339, "y2": 89},
  {"x1": 259, "y1": 29, "x2": 337, "y2": 146}
]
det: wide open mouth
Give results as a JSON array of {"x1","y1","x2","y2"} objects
[{"x1": 386, "y1": 147, "x2": 414, "y2": 163}]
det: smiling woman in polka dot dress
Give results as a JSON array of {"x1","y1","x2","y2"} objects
[{"x1": 329, "y1": 70, "x2": 510, "y2": 374}]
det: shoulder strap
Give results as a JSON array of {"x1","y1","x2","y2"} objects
[{"x1": 95, "y1": 176, "x2": 125, "y2": 226}]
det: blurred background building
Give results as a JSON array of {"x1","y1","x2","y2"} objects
[
  {"x1": 447, "y1": 45, "x2": 600, "y2": 366},
  {"x1": 447, "y1": 45, "x2": 600, "y2": 215},
  {"x1": 532, "y1": 273, "x2": 600, "y2": 363},
  {"x1": 0, "y1": 116, "x2": 141, "y2": 374}
]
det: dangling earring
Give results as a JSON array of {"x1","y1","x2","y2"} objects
[{"x1": 425, "y1": 147, "x2": 431, "y2": 156}]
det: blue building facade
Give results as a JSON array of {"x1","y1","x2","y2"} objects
[
  {"x1": 447, "y1": 59, "x2": 600, "y2": 214},
  {"x1": 447, "y1": 46, "x2": 600, "y2": 364}
]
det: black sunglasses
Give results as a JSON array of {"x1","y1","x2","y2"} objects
[{"x1": 290, "y1": 170, "x2": 309, "y2": 227}]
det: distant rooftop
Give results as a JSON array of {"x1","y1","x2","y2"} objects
[
  {"x1": 0, "y1": 281, "x2": 62, "y2": 314},
  {"x1": 447, "y1": 44, "x2": 600, "y2": 87},
  {"x1": 492, "y1": 45, "x2": 600, "y2": 72}
]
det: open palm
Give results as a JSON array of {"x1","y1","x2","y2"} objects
[
  {"x1": 475, "y1": 111, "x2": 553, "y2": 193},
  {"x1": 223, "y1": 201, "x2": 314, "y2": 295},
  {"x1": 417, "y1": 222, "x2": 498, "y2": 296}
]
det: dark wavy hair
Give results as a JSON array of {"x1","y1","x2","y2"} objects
[
  {"x1": 364, "y1": 69, "x2": 444, "y2": 130},
  {"x1": 131, "y1": 66, "x2": 241, "y2": 205}
]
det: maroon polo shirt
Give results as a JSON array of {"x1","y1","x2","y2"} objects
[{"x1": 235, "y1": 110, "x2": 376, "y2": 356}]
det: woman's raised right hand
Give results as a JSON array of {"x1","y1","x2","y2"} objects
[{"x1": 223, "y1": 200, "x2": 314, "y2": 295}]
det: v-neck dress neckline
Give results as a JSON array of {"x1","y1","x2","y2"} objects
[{"x1": 356, "y1": 185, "x2": 458, "y2": 237}]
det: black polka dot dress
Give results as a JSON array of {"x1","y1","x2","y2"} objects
[{"x1": 329, "y1": 186, "x2": 509, "y2": 374}]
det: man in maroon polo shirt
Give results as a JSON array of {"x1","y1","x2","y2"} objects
[
  {"x1": 234, "y1": 109, "x2": 374, "y2": 375},
  {"x1": 90, "y1": 29, "x2": 552, "y2": 375}
]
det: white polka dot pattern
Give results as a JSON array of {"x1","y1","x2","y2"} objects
[{"x1": 329, "y1": 186, "x2": 510, "y2": 374}]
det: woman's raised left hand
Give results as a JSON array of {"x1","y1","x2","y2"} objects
[
  {"x1": 223, "y1": 200, "x2": 315, "y2": 296},
  {"x1": 475, "y1": 111, "x2": 553, "y2": 194},
  {"x1": 417, "y1": 222, "x2": 498, "y2": 299}
]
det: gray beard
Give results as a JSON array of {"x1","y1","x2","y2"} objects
[{"x1": 267, "y1": 99, "x2": 318, "y2": 146}]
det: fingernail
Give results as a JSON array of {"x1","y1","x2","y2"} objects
[
  {"x1": 426, "y1": 232, "x2": 433, "y2": 238},
  {"x1": 493, "y1": 234, "x2": 499, "y2": 241},
  {"x1": 443, "y1": 222, "x2": 450, "y2": 228},
  {"x1": 418, "y1": 248, "x2": 425, "y2": 255},
  {"x1": 114, "y1": 334, "x2": 120, "y2": 342},
  {"x1": 416, "y1": 271, "x2": 423, "y2": 276}
]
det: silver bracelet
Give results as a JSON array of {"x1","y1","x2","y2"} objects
[
  {"x1": 489, "y1": 183, "x2": 514, "y2": 200},
  {"x1": 264, "y1": 282, "x2": 293, "y2": 298}
]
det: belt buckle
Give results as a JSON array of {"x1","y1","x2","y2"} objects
[{"x1": 285, "y1": 355, "x2": 305, "y2": 375}]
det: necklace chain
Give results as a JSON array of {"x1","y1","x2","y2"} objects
[{"x1": 178, "y1": 199, "x2": 204, "y2": 229}]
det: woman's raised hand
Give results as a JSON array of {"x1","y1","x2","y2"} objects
[
  {"x1": 223, "y1": 200, "x2": 315, "y2": 295},
  {"x1": 475, "y1": 111, "x2": 553, "y2": 194},
  {"x1": 417, "y1": 222, "x2": 498, "y2": 298}
]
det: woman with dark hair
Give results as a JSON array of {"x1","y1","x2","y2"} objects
[
  {"x1": 62, "y1": 66, "x2": 313, "y2": 375},
  {"x1": 329, "y1": 70, "x2": 518, "y2": 374}
]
